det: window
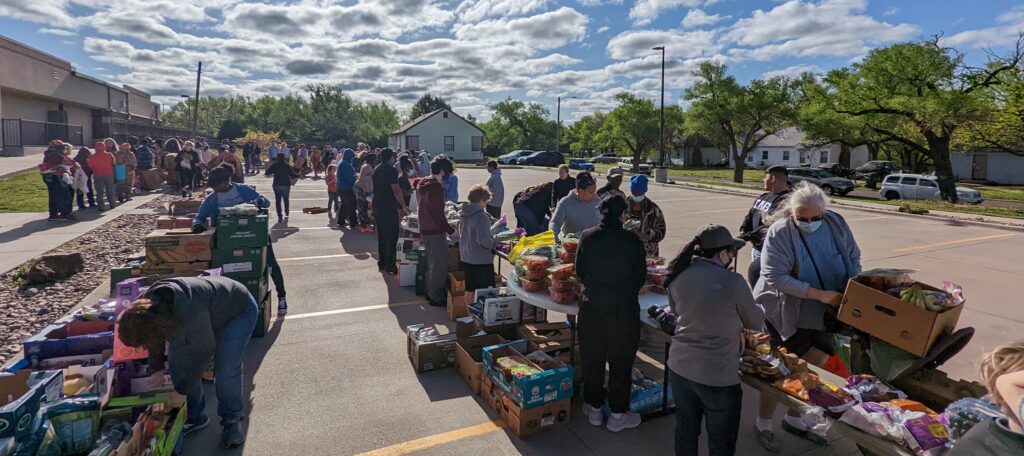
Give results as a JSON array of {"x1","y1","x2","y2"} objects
[
  {"x1": 782, "y1": 150, "x2": 790, "y2": 161},
  {"x1": 471, "y1": 136, "x2": 482, "y2": 152},
  {"x1": 761, "y1": 150, "x2": 769, "y2": 160},
  {"x1": 885, "y1": 176, "x2": 900, "y2": 184},
  {"x1": 444, "y1": 136, "x2": 455, "y2": 152},
  {"x1": 820, "y1": 150, "x2": 828, "y2": 164},
  {"x1": 406, "y1": 135, "x2": 419, "y2": 150},
  {"x1": 442, "y1": 111, "x2": 449, "y2": 118},
  {"x1": 900, "y1": 177, "x2": 919, "y2": 186},
  {"x1": 920, "y1": 179, "x2": 938, "y2": 188}
]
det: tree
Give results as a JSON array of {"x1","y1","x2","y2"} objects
[
  {"x1": 684, "y1": 62, "x2": 799, "y2": 182},
  {"x1": 956, "y1": 56, "x2": 1024, "y2": 156},
  {"x1": 217, "y1": 118, "x2": 244, "y2": 140},
  {"x1": 306, "y1": 84, "x2": 355, "y2": 143},
  {"x1": 600, "y1": 93, "x2": 659, "y2": 172},
  {"x1": 810, "y1": 36, "x2": 1024, "y2": 201},
  {"x1": 353, "y1": 101, "x2": 399, "y2": 147},
  {"x1": 564, "y1": 112, "x2": 607, "y2": 155},
  {"x1": 410, "y1": 93, "x2": 451, "y2": 120},
  {"x1": 481, "y1": 97, "x2": 556, "y2": 154}
]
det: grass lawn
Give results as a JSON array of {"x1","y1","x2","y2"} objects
[
  {"x1": 835, "y1": 197, "x2": 1024, "y2": 220},
  {"x1": 961, "y1": 184, "x2": 1024, "y2": 202},
  {"x1": 0, "y1": 171, "x2": 49, "y2": 213},
  {"x1": 589, "y1": 162, "x2": 765, "y2": 182}
]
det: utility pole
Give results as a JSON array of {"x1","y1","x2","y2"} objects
[
  {"x1": 652, "y1": 46, "x2": 665, "y2": 166},
  {"x1": 192, "y1": 61, "x2": 202, "y2": 137}
]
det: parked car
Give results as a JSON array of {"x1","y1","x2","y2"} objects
[
  {"x1": 710, "y1": 157, "x2": 730, "y2": 168},
  {"x1": 818, "y1": 163, "x2": 854, "y2": 178},
  {"x1": 616, "y1": 157, "x2": 653, "y2": 175},
  {"x1": 854, "y1": 161, "x2": 898, "y2": 186},
  {"x1": 590, "y1": 153, "x2": 618, "y2": 164},
  {"x1": 568, "y1": 158, "x2": 595, "y2": 171},
  {"x1": 787, "y1": 168, "x2": 856, "y2": 196},
  {"x1": 880, "y1": 174, "x2": 984, "y2": 204},
  {"x1": 497, "y1": 150, "x2": 535, "y2": 164},
  {"x1": 519, "y1": 151, "x2": 564, "y2": 167}
]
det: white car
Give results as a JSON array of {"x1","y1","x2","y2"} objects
[
  {"x1": 616, "y1": 157, "x2": 653, "y2": 175},
  {"x1": 879, "y1": 173, "x2": 984, "y2": 204}
]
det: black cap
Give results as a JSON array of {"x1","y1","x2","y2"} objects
[
  {"x1": 600, "y1": 194, "x2": 628, "y2": 220},
  {"x1": 696, "y1": 224, "x2": 745, "y2": 250}
]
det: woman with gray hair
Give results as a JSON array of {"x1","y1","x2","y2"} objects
[{"x1": 751, "y1": 182, "x2": 861, "y2": 450}]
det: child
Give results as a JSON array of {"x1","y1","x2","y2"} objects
[
  {"x1": 949, "y1": 341, "x2": 1024, "y2": 454},
  {"x1": 355, "y1": 153, "x2": 376, "y2": 233},
  {"x1": 458, "y1": 185, "x2": 497, "y2": 292},
  {"x1": 326, "y1": 164, "x2": 338, "y2": 222}
]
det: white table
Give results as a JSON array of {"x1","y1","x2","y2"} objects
[{"x1": 505, "y1": 272, "x2": 668, "y2": 315}]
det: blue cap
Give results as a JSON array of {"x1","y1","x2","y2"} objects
[{"x1": 630, "y1": 174, "x2": 649, "y2": 194}]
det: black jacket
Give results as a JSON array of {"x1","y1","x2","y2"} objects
[
  {"x1": 514, "y1": 183, "x2": 553, "y2": 220},
  {"x1": 551, "y1": 176, "x2": 576, "y2": 208},
  {"x1": 739, "y1": 189, "x2": 789, "y2": 250},
  {"x1": 575, "y1": 219, "x2": 647, "y2": 317},
  {"x1": 265, "y1": 160, "x2": 299, "y2": 187}
]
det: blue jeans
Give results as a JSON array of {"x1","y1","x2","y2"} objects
[
  {"x1": 668, "y1": 369, "x2": 743, "y2": 456},
  {"x1": 187, "y1": 296, "x2": 258, "y2": 425},
  {"x1": 514, "y1": 203, "x2": 548, "y2": 236}
]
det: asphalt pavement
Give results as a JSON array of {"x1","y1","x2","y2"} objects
[{"x1": 184, "y1": 167, "x2": 1023, "y2": 456}]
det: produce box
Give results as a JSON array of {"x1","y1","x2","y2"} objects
[
  {"x1": 155, "y1": 216, "x2": 192, "y2": 230},
  {"x1": 215, "y1": 214, "x2": 269, "y2": 249},
  {"x1": 144, "y1": 229, "x2": 214, "y2": 264},
  {"x1": 469, "y1": 288, "x2": 522, "y2": 327},
  {"x1": 840, "y1": 278, "x2": 963, "y2": 357},
  {"x1": 407, "y1": 323, "x2": 458, "y2": 373},
  {"x1": 211, "y1": 246, "x2": 267, "y2": 279},
  {"x1": 456, "y1": 317, "x2": 482, "y2": 339},
  {"x1": 447, "y1": 271, "x2": 466, "y2": 295},
  {"x1": 415, "y1": 259, "x2": 427, "y2": 296},
  {"x1": 455, "y1": 334, "x2": 505, "y2": 395},
  {"x1": 398, "y1": 262, "x2": 416, "y2": 287},
  {"x1": 23, "y1": 324, "x2": 113, "y2": 366},
  {"x1": 140, "y1": 261, "x2": 210, "y2": 281},
  {"x1": 112, "y1": 322, "x2": 149, "y2": 363},
  {"x1": 253, "y1": 293, "x2": 272, "y2": 338},
  {"x1": 397, "y1": 238, "x2": 421, "y2": 263},
  {"x1": 0, "y1": 370, "x2": 63, "y2": 439},
  {"x1": 481, "y1": 374, "x2": 571, "y2": 438},
  {"x1": 447, "y1": 293, "x2": 469, "y2": 321},
  {"x1": 233, "y1": 276, "x2": 269, "y2": 303},
  {"x1": 166, "y1": 199, "x2": 203, "y2": 216},
  {"x1": 151, "y1": 404, "x2": 186, "y2": 456},
  {"x1": 141, "y1": 168, "x2": 163, "y2": 191},
  {"x1": 482, "y1": 339, "x2": 574, "y2": 410}
]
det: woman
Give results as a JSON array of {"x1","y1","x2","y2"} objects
[
  {"x1": 551, "y1": 164, "x2": 576, "y2": 210},
  {"x1": 310, "y1": 146, "x2": 322, "y2": 178},
  {"x1": 575, "y1": 195, "x2": 647, "y2": 433},
  {"x1": 397, "y1": 155, "x2": 415, "y2": 206},
  {"x1": 209, "y1": 146, "x2": 244, "y2": 183},
  {"x1": 549, "y1": 172, "x2": 601, "y2": 240},
  {"x1": 117, "y1": 276, "x2": 258, "y2": 449},
  {"x1": 458, "y1": 185, "x2": 497, "y2": 292},
  {"x1": 355, "y1": 153, "x2": 377, "y2": 232},
  {"x1": 265, "y1": 153, "x2": 300, "y2": 223},
  {"x1": 665, "y1": 224, "x2": 764, "y2": 456},
  {"x1": 73, "y1": 146, "x2": 95, "y2": 210},
  {"x1": 444, "y1": 157, "x2": 459, "y2": 203},
  {"x1": 114, "y1": 142, "x2": 137, "y2": 203},
  {"x1": 88, "y1": 141, "x2": 117, "y2": 211},
  {"x1": 950, "y1": 341, "x2": 1024, "y2": 455},
  {"x1": 512, "y1": 182, "x2": 553, "y2": 236},
  {"x1": 753, "y1": 182, "x2": 862, "y2": 449},
  {"x1": 176, "y1": 140, "x2": 201, "y2": 196},
  {"x1": 38, "y1": 141, "x2": 77, "y2": 221}
]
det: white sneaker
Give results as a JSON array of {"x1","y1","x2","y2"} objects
[
  {"x1": 606, "y1": 412, "x2": 642, "y2": 432},
  {"x1": 581, "y1": 403, "x2": 604, "y2": 426},
  {"x1": 277, "y1": 298, "x2": 288, "y2": 315}
]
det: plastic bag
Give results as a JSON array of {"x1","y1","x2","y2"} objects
[{"x1": 507, "y1": 230, "x2": 555, "y2": 263}]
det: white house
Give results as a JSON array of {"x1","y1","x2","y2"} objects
[
  {"x1": 951, "y1": 150, "x2": 1024, "y2": 184},
  {"x1": 729, "y1": 127, "x2": 869, "y2": 169},
  {"x1": 388, "y1": 108, "x2": 484, "y2": 161}
]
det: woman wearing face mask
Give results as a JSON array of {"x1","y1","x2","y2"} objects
[
  {"x1": 751, "y1": 182, "x2": 861, "y2": 450},
  {"x1": 625, "y1": 175, "x2": 666, "y2": 256}
]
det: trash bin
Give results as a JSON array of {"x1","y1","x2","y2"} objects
[{"x1": 654, "y1": 167, "x2": 668, "y2": 184}]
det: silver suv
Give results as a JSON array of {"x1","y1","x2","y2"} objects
[{"x1": 879, "y1": 173, "x2": 984, "y2": 204}]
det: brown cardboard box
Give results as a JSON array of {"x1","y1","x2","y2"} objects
[
  {"x1": 145, "y1": 229, "x2": 214, "y2": 264},
  {"x1": 481, "y1": 375, "x2": 571, "y2": 438},
  {"x1": 448, "y1": 271, "x2": 466, "y2": 295},
  {"x1": 447, "y1": 292, "x2": 469, "y2": 320},
  {"x1": 407, "y1": 323, "x2": 458, "y2": 373},
  {"x1": 167, "y1": 199, "x2": 203, "y2": 215},
  {"x1": 140, "y1": 261, "x2": 210, "y2": 279},
  {"x1": 141, "y1": 168, "x2": 163, "y2": 190},
  {"x1": 447, "y1": 245, "x2": 461, "y2": 272},
  {"x1": 454, "y1": 334, "x2": 505, "y2": 395},
  {"x1": 840, "y1": 278, "x2": 964, "y2": 357},
  {"x1": 156, "y1": 216, "x2": 194, "y2": 230},
  {"x1": 456, "y1": 317, "x2": 482, "y2": 339}
]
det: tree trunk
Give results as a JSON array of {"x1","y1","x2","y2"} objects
[
  {"x1": 732, "y1": 149, "x2": 746, "y2": 183},
  {"x1": 926, "y1": 134, "x2": 958, "y2": 203},
  {"x1": 839, "y1": 144, "x2": 851, "y2": 167},
  {"x1": 632, "y1": 148, "x2": 642, "y2": 174},
  {"x1": 867, "y1": 143, "x2": 880, "y2": 161}
]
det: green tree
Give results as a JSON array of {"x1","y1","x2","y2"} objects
[
  {"x1": 956, "y1": 55, "x2": 1024, "y2": 156},
  {"x1": 600, "y1": 93, "x2": 659, "y2": 172},
  {"x1": 354, "y1": 101, "x2": 399, "y2": 147},
  {"x1": 564, "y1": 112, "x2": 607, "y2": 155},
  {"x1": 410, "y1": 93, "x2": 451, "y2": 120},
  {"x1": 482, "y1": 97, "x2": 556, "y2": 154},
  {"x1": 306, "y1": 84, "x2": 355, "y2": 143}
]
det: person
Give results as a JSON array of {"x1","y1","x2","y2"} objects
[
  {"x1": 575, "y1": 195, "x2": 647, "y2": 433},
  {"x1": 355, "y1": 153, "x2": 376, "y2": 233},
  {"x1": 326, "y1": 164, "x2": 339, "y2": 222},
  {"x1": 322, "y1": 145, "x2": 336, "y2": 170},
  {"x1": 664, "y1": 224, "x2": 764, "y2": 456},
  {"x1": 416, "y1": 157, "x2": 456, "y2": 307},
  {"x1": 242, "y1": 142, "x2": 253, "y2": 175},
  {"x1": 949, "y1": 341, "x2": 1024, "y2": 455},
  {"x1": 264, "y1": 154, "x2": 299, "y2": 223},
  {"x1": 135, "y1": 138, "x2": 155, "y2": 172},
  {"x1": 625, "y1": 174, "x2": 666, "y2": 256},
  {"x1": 512, "y1": 182, "x2": 553, "y2": 236},
  {"x1": 445, "y1": 164, "x2": 459, "y2": 203},
  {"x1": 336, "y1": 149, "x2": 358, "y2": 229},
  {"x1": 198, "y1": 141, "x2": 213, "y2": 166},
  {"x1": 550, "y1": 172, "x2": 601, "y2": 240},
  {"x1": 311, "y1": 146, "x2": 322, "y2": 178},
  {"x1": 484, "y1": 160, "x2": 503, "y2": 219},
  {"x1": 417, "y1": 150, "x2": 431, "y2": 177},
  {"x1": 296, "y1": 144, "x2": 309, "y2": 176},
  {"x1": 279, "y1": 142, "x2": 290, "y2": 163},
  {"x1": 739, "y1": 165, "x2": 791, "y2": 286},
  {"x1": 38, "y1": 141, "x2": 76, "y2": 221},
  {"x1": 598, "y1": 167, "x2": 626, "y2": 201},
  {"x1": 551, "y1": 164, "x2": 576, "y2": 210},
  {"x1": 251, "y1": 141, "x2": 263, "y2": 174},
  {"x1": 114, "y1": 142, "x2": 137, "y2": 202},
  {"x1": 210, "y1": 146, "x2": 244, "y2": 183},
  {"x1": 753, "y1": 182, "x2": 862, "y2": 450},
  {"x1": 372, "y1": 148, "x2": 409, "y2": 274},
  {"x1": 117, "y1": 276, "x2": 258, "y2": 449},
  {"x1": 193, "y1": 164, "x2": 288, "y2": 315},
  {"x1": 459, "y1": 185, "x2": 497, "y2": 292},
  {"x1": 88, "y1": 141, "x2": 117, "y2": 211},
  {"x1": 176, "y1": 140, "x2": 201, "y2": 196},
  {"x1": 268, "y1": 142, "x2": 280, "y2": 164},
  {"x1": 73, "y1": 146, "x2": 96, "y2": 210},
  {"x1": 397, "y1": 155, "x2": 415, "y2": 205}
]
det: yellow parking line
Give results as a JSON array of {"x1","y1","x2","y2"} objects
[
  {"x1": 355, "y1": 420, "x2": 505, "y2": 456},
  {"x1": 894, "y1": 233, "x2": 1016, "y2": 253}
]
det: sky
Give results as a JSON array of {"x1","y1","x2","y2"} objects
[{"x1": 1, "y1": 0, "x2": 1022, "y2": 122}]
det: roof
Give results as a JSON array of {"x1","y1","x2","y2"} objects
[
  {"x1": 755, "y1": 127, "x2": 809, "y2": 148},
  {"x1": 390, "y1": 108, "x2": 484, "y2": 135}
]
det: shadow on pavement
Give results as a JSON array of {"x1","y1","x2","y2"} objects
[{"x1": 338, "y1": 229, "x2": 379, "y2": 262}]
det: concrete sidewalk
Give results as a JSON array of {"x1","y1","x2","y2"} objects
[
  {"x1": 0, "y1": 155, "x2": 42, "y2": 178},
  {"x1": 0, "y1": 190, "x2": 166, "y2": 274}
]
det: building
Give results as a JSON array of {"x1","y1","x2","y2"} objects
[
  {"x1": 728, "y1": 127, "x2": 870, "y2": 169},
  {"x1": 0, "y1": 34, "x2": 183, "y2": 156},
  {"x1": 951, "y1": 150, "x2": 1024, "y2": 184},
  {"x1": 388, "y1": 108, "x2": 484, "y2": 161}
]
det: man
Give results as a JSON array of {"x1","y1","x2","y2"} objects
[
  {"x1": 551, "y1": 164, "x2": 576, "y2": 210},
  {"x1": 135, "y1": 138, "x2": 155, "y2": 171},
  {"x1": 268, "y1": 142, "x2": 280, "y2": 163},
  {"x1": 372, "y1": 148, "x2": 409, "y2": 274},
  {"x1": 416, "y1": 157, "x2": 456, "y2": 307},
  {"x1": 598, "y1": 167, "x2": 626, "y2": 201},
  {"x1": 739, "y1": 165, "x2": 791, "y2": 287},
  {"x1": 484, "y1": 160, "x2": 504, "y2": 218},
  {"x1": 625, "y1": 175, "x2": 666, "y2": 256},
  {"x1": 336, "y1": 149, "x2": 358, "y2": 229},
  {"x1": 242, "y1": 141, "x2": 253, "y2": 175}
]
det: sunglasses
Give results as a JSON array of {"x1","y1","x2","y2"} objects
[{"x1": 795, "y1": 215, "x2": 823, "y2": 223}]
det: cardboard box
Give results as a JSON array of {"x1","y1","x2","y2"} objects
[
  {"x1": 447, "y1": 271, "x2": 466, "y2": 295},
  {"x1": 469, "y1": 288, "x2": 522, "y2": 327},
  {"x1": 398, "y1": 262, "x2": 416, "y2": 287},
  {"x1": 0, "y1": 370, "x2": 63, "y2": 439},
  {"x1": 167, "y1": 199, "x2": 203, "y2": 216},
  {"x1": 65, "y1": 319, "x2": 115, "y2": 337},
  {"x1": 140, "y1": 261, "x2": 210, "y2": 281},
  {"x1": 253, "y1": 294, "x2": 272, "y2": 338},
  {"x1": 406, "y1": 323, "x2": 458, "y2": 373},
  {"x1": 109, "y1": 265, "x2": 142, "y2": 295},
  {"x1": 23, "y1": 325, "x2": 113, "y2": 365},
  {"x1": 482, "y1": 339, "x2": 574, "y2": 410},
  {"x1": 455, "y1": 334, "x2": 505, "y2": 395},
  {"x1": 141, "y1": 168, "x2": 163, "y2": 190},
  {"x1": 447, "y1": 293, "x2": 469, "y2": 320},
  {"x1": 144, "y1": 229, "x2": 214, "y2": 264},
  {"x1": 396, "y1": 238, "x2": 421, "y2": 263},
  {"x1": 521, "y1": 304, "x2": 548, "y2": 324},
  {"x1": 840, "y1": 279, "x2": 964, "y2": 357},
  {"x1": 215, "y1": 214, "x2": 269, "y2": 249},
  {"x1": 114, "y1": 277, "x2": 146, "y2": 316},
  {"x1": 448, "y1": 245, "x2": 461, "y2": 272},
  {"x1": 155, "y1": 216, "x2": 192, "y2": 230},
  {"x1": 233, "y1": 276, "x2": 269, "y2": 303},
  {"x1": 151, "y1": 405, "x2": 186, "y2": 456},
  {"x1": 481, "y1": 375, "x2": 571, "y2": 438},
  {"x1": 212, "y1": 246, "x2": 267, "y2": 279},
  {"x1": 456, "y1": 317, "x2": 483, "y2": 339}
]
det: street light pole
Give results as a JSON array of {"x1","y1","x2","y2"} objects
[
  {"x1": 192, "y1": 61, "x2": 202, "y2": 137},
  {"x1": 555, "y1": 95, "x2": 577, "y2": 155},
  {"x1": 652, "y1": 46, "x2": 665, "y2": 166}
]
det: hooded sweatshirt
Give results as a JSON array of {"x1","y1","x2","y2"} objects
[
  {"x1": 416, "y1": 176, "x2": 454, "y2": 236},
  {"x1": 337, "y1": 149, "x2": 356, "y2": 191},
  {"x1": 459, "y1": 203, "x2": 496, "y2": 265},
  {"x1": 549, "y1": 190, "x2": 601, "y2": 239},
  {"x1": 144, "y1": 277, "x2": 254, "y2": 395},
  {"x1": 485, "y1": 169, "x2": 504, "y2": 208},
  {"x1": 87, "y1": 143, "x2": 116, "y2": 177}
]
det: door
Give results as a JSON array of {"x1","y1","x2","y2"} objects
[
  {"x1": 899, "y1": 176, "x2": 919, "y2": 199},
  {"x1": 918, "y1": 178, "x2": 940, "y2": 200},
  {"x1": 406, "y1": 135, "x2": 419, "y2": 151},
  {"x1": 971, "y1": 153, "x2": 988, "y2": 180}
]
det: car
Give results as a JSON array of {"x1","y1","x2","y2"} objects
[
  {"x1": 519, "y1": 151, "x2": 564, "y2": 167},
  {"x1": 854, "y1": 161, "x2": 898, "y2": 186},
  {"x1": 616, "y1": 157, "x2": 653, "y2": 175},
  {"x1": 879, "y1": 173, "x2": 984, "y2": 204},
  {"x1": 568, "y1": 158, "x2": 595, "y2": 171},
  {"x1": 710, "y1": 157, "x2": 730, "y2": 168},
  {"x1": 787, "y1": 168, "x2": 856, "y2": 196},
  {"x1": 590, "y1": 153, "x2": 618, "y2": 164},
  {"x1": 497, "y1": 150, "x2": 535, "y2": 164},
  {"x1": 818, "y1": 163, "x2": 854, "y2": 179}
]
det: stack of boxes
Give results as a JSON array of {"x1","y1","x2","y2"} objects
[
  {"x1": 142, "y1": 228, "x2": 214, "y2": 279},
  {"x1": 211, "y1": 213, "x2": 272, "y2": 337}
]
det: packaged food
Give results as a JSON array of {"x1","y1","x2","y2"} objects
[
  {"x1": 624, "y1": 219, "x2": 641, "y2": 231},
  {"x1": 857, "y1": 268, "x2": 916, "y2": 290},
  {"x1": 646, "y1": 266, "x2": 670, "y2": 286},
  {"x1": 559, "y1": 250, "x2": 576, "y2": 263},
  {"x1": 639, "y1": 284, "x2": 667, "y2": 294},
  {"x1": 808, "y1": 383, "x2": 857, "y2": 414},
  {"x1": 839, "y1": 402, "x2": 907, "y2": 444},
  {"x1": 548, "y1": 288, "x2": 578, "y2": 304},
  {"x1": 521, "y1": 246, "x2": 557, "y2": 260},
  {"x1": 901, "y1": 414, "x2": 951, "y2": 455},
  {"x1": 845, "y1": 375, "x2": 907, "y2": 403},
  {"x1": 522, "y1": 255, "x2": 549, "y2": 271},
  {"x1": 943, "y1": 397, "x2": 1004, "y2": 442},
  {"x1": 646, "y1": 257, "x2": 667, "y2": 266},
  {"x1": 561, "y1": 237, "x2": 580, "y2": 253},
  {"x1": 549, "y1": 278, "x2": 578, "y2": 293},
  {"x1": 525, "y1": 268, "x2": 548, "y2": 281},
  {"x1": 548, "y1": 264, "x2": 574, "y2": 280},
  {"x1": 520, "y1": 277, "x2": 547, "y2": 292}
]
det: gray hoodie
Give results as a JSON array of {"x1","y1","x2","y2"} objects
[
  {"x1": 459, "y1": 203, "x2": 496, "y2": 265},
  {"x1": 549, "y1": 190, "x2": 601, "y2": 239},
  {"x1": 485, "y1": 169, "x2": 504, "y2": 208}
]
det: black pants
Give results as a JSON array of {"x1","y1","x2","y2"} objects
[
  {"x1": 461, "y1": 262, "x2": 495, "y2": 292},
  {"x1": 579, "y1": 310, "x2": 640, "y2": 413},
  {"x1": 76, "y1": 176, "x2": 95, "y2": 209},
  {"x1": 485, "y1": 205, "x2": 501, "y2": 219},
  {"x1": 747, "y1": 258, "x2": 761, "y2": 288},
  {"x1": 339, "y1": 189, "x2": 358, "y2": 228},
  {"x1": 266, "y1": 242, "x2": 286, "y2": 298},
  {"x1": 668, "y1": 369, "x2": 743, "y2": 456},
  {"x1": 375, "y1": 207, "x2": 400, "y2": 270}
]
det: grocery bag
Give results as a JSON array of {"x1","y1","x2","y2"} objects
[
  {"x1": 114, "y1": 164, "x2": 127, "y2": 182},
  {"x1": 507, "y1": 229, "x2": 555, "y2": 263}
]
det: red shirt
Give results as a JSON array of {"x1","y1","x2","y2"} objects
[
  {"x1": 87, "y1": 151, "x2": 116, "y2": 177},
  {"x1": 326, "y1": 174, "x2": 337, "y2": 193}
]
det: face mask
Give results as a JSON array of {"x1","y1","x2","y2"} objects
[
  {"x1": 796, "y1": 219, "x2": 823, "y2": 233},
  {"x1": 631, "y1": 195, "x2": 645, "y2": 203}
]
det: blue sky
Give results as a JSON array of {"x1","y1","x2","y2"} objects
[{"x1": 1, "y1": 0, "x2": 1022, "y2": 122}]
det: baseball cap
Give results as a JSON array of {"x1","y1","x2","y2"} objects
[
  {"x1": 606, "y1": 167, "x2": 624, "y2": 177},
  {"x1": 696, "y1": 224, "x2": 745, "y2": 250}
]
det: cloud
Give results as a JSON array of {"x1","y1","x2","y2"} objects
[
  {"x1": 607, "y1": 29, "x2": 720, "y2": 59},
  {"x1": 577, "y1": 0, "x2": 624, "y2": 6},
  {"x1": 284, "y1": 60, "x2": 336, "y2": 76},
  {"x1": 762, "y1": 64, "x2": 821, "y2": 79},
  {"x1": 39, "y1": 27, "x2": 76, "y2": 37},
  {"x1": 0, "y1": 0, "x2": 75, "y2": 27},
  {"x1": 597, "y1": 25, "x2": 610, "y2": 33},
  {"x1": 456, "y1": 0, "x2": 550, "y2": 22},
  {"x1": 629, "y1": 0, "x2": 707, "y2": 27},
  {"x1": 681, "y1": 8, "x2": 729, "y2": 28},
  {"x1": 943, "y1": 5, "x2": 1024, "y2": 48},
  {"x1": 452, "y1": 7, "x2": 589, "y2": 50},
  {"x1": 883, "y1": 6, "x2": 899, "y2": 16}
]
